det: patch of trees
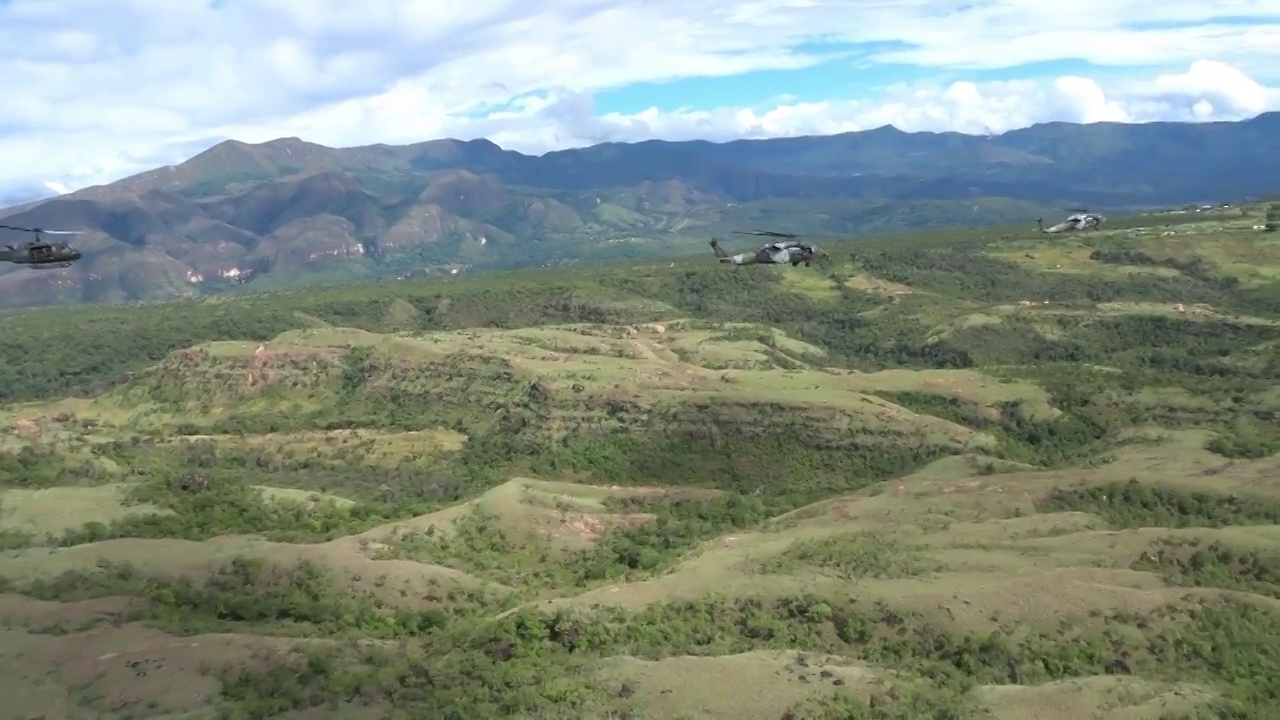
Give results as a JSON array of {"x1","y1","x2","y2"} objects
[
  {"x1": 1088, "y1": 247, "x2": 1239, "y2": 288},
  {"x1": 0, "y1": 527, "x2": 33, "y2": 551},
  {"x1": 859, "y1": 247, "x2": 1233, "y2": 305},
  {"x1": 1206, "y1": 418, "x2": 1280, "y2": 459},
  {"x1": 382, "y1": 495, "x2": 798, "y2": 588},
  {"x1": 17, "y1": 558, "x2": 477, "y2": 638},
  {"x1": 876, "y1": 386, "x2": 1133, "y2": 468},
  {"x1": 518, "y1": 415, "x2": 954, "y2": 502},
  {"x1": 583, "y1": 493, "x2": 783, "y2": 579},
  {"x1": 50, "y1": 469, "x2": 437, "y2": 547},
  {"x1": 1037, "y1": 479, "x2": 1280, "y2": 528},
  {"x1": 758, "y1": 531, "x2": 937, "y2": 580},
  {"x1": 1132, "y1": 538, "x2": 1279, "y2": 599},
  {"x1": 0, "y1": 444, "x2": 107, "y2": 488},
  {"x1": 216, "y1": 590, "x2": 1280, "y2": 718},
  {"x1": 935, "y1": 313, "x2": 1280, "y2": 373}
]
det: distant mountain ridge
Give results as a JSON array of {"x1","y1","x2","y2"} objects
[{"x1": 2, "y1": 113, "x2": 1277, "y2": 309}]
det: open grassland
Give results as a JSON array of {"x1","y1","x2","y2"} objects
[{"x1": 0, "y1": 206, "x2": 1278, "y2": 718}]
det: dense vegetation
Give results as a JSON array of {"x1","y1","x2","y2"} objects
[
  {"x1": 1132, "y1": 538, "x2": 1280, "y2": 599},
  {"x1": 10, "y1": 557, "x2": 1280, "y2": 719},
  {"x1": 1039, "y1": 480, "x2": 1280, "y2": 529},
  {"x1": 2, "y1": 209, "x2": 1272, "y2": 403},
  {"x1": 0, "y1": 209, "x2": 1277, "y2": 719}
]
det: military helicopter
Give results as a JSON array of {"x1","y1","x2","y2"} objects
[
  {"x1": 710, "y1": 230, "x2": 823, "y2": 267},
  {"x1": 0, "y1": 224, "x2": 84, "y2": 268},
  {"x1": 1036, "y1": 212, "x2": 1104, "y2": 234}
]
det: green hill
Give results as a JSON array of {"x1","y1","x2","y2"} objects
[{"x1": 0, "y1": 206, "x2": 1278, "y2": 719}]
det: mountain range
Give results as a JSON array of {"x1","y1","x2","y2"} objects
[{"x1": 2, "y1": 112, "x2": 1278, "y2": 308}]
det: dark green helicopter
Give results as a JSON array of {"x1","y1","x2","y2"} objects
[
  {"x1": 0, "y1": 224, "x2": 84, "y2": 268},
  {"x1": 710, "y1": 230, "x2": 824, "y2": 267}
]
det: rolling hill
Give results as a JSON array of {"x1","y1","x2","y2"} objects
[
  {"x1": 1, "y1": 113, "x2": 1278, "y2": 308},
  {"x1": 0, "y1": 206, "x2": 1277, "y2": 718}
]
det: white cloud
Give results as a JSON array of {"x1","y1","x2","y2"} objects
[{"x1": 1, "y1": 0, "x2": 1278, "y2": 199}]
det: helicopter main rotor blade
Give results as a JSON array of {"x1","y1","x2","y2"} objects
[
  {"x1": 733, "y1": 230, "x2": 800, "y2": 239},
  {"x1": 0, "y1": 224, "x2": 86, "y2": 234}
]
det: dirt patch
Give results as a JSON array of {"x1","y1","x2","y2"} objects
[
  {"x1": 546, "y1": 511, "x2": 656, "y2": 545},
  {"x1": 627, "y1": 341, "x2": 658, "y2": 361},
  {"x1": 558, "y1": 513, "x2": 608, "y2": 542},
  {"x1": 845, "y1": 273, "x2": 915, "y2": 296},
  {"x1": 11, "y1": 418, "x2": 42, "y2": 439},
  {"x1": 603, "y1": 485, "x2": 666, "y2": 497},
  {"x1": 941, "y1": 479, "x2": 988, "y2": 494}
]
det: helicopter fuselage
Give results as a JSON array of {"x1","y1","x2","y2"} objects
[
  {"x1": 711, "y1": 236, "x2": 821, "y2": 267},
  {"x1": 0, "y1": 243, "x2": 83, "y2": 267},
  {"x1": 753, "y1": 242, "x2": 817, "y2": 265}
]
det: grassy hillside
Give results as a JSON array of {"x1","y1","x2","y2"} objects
[{"x1": 0, "y1": 205, "x2": 1277, "y2": 719}]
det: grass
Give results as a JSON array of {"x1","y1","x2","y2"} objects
[
  {"x1": 5, "y1": 321, "x2": 1007, "y2": 460},
  {"x1": 779, "y1": 270, "x2": 843, "y2": 301},
  {"x1": 2, "y1": 443, "x2": 1274, "y2": 717},
  {"x1": 354, "y1": 477, "x2": 667, "y2": 551},
  {"x1": 177, "y1": 428, "x2": 469, "y2": 464},
  {"x1": 254, "y1": 485, "x2": 358, "y2": 507},
  {"x1": 0, "y1": 204, "x2": 1276, "y2": 718},
  {"x1": 595, "y1": 651, "x2": 884, "y2": 720},
  {"x1": 532, "y1": 434, "x2": 1278, "y2": 623},
  {"x1": 0, "y1": 617, "x2": 308, "y2": 720},
  {"x1": 1, "y1": 483, "x2": 168, "y2": 536},
  {"x1": 973, "y1": 676, "x2": 1214, "y2": 719}
]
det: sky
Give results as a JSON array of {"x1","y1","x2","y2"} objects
[{"x1": 1, "y1": 0, "x2": 1278, "y2": 205}]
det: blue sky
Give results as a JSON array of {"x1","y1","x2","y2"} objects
[
  {"x1": 592, "y1": 10, "x2": 1277, "y2": 116},
  {"x1": 594, "y1": 55, "x2": 1122, "y2": 115}
]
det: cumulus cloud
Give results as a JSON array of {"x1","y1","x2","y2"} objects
[{"x1": 0, "y1": 0, "x2": 1278, "y2": 199}]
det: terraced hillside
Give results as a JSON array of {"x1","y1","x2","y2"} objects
[{"x1": 1, "y1": 205, "x2": 1278, "y2": 719}]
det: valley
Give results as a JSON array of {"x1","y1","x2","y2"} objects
[{"x1": 0, "y1": 204, "x2": 1278, "y2": 718}]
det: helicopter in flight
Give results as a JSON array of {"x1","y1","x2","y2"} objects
[
  {"x1": 710, "y1": 230, "x2": 823, "y2": 267},
  {"x1": 1036, "y1": 212, "x2": 1104, "y2": 234},
  {"x1": 0, "y1": 224, "x2": 85, "y2": 268}
]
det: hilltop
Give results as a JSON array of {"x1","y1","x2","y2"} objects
[
  {"x1": 0, "y1": 205, "x2": 1277, "y2": 718},
  {"x1": 1, "y1": 114, "x2": 1278, "y2": 308}
]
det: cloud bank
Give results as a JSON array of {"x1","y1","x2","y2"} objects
[{"x1": 1, "y1": 0, "x2": 1277, "y2": 202}]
